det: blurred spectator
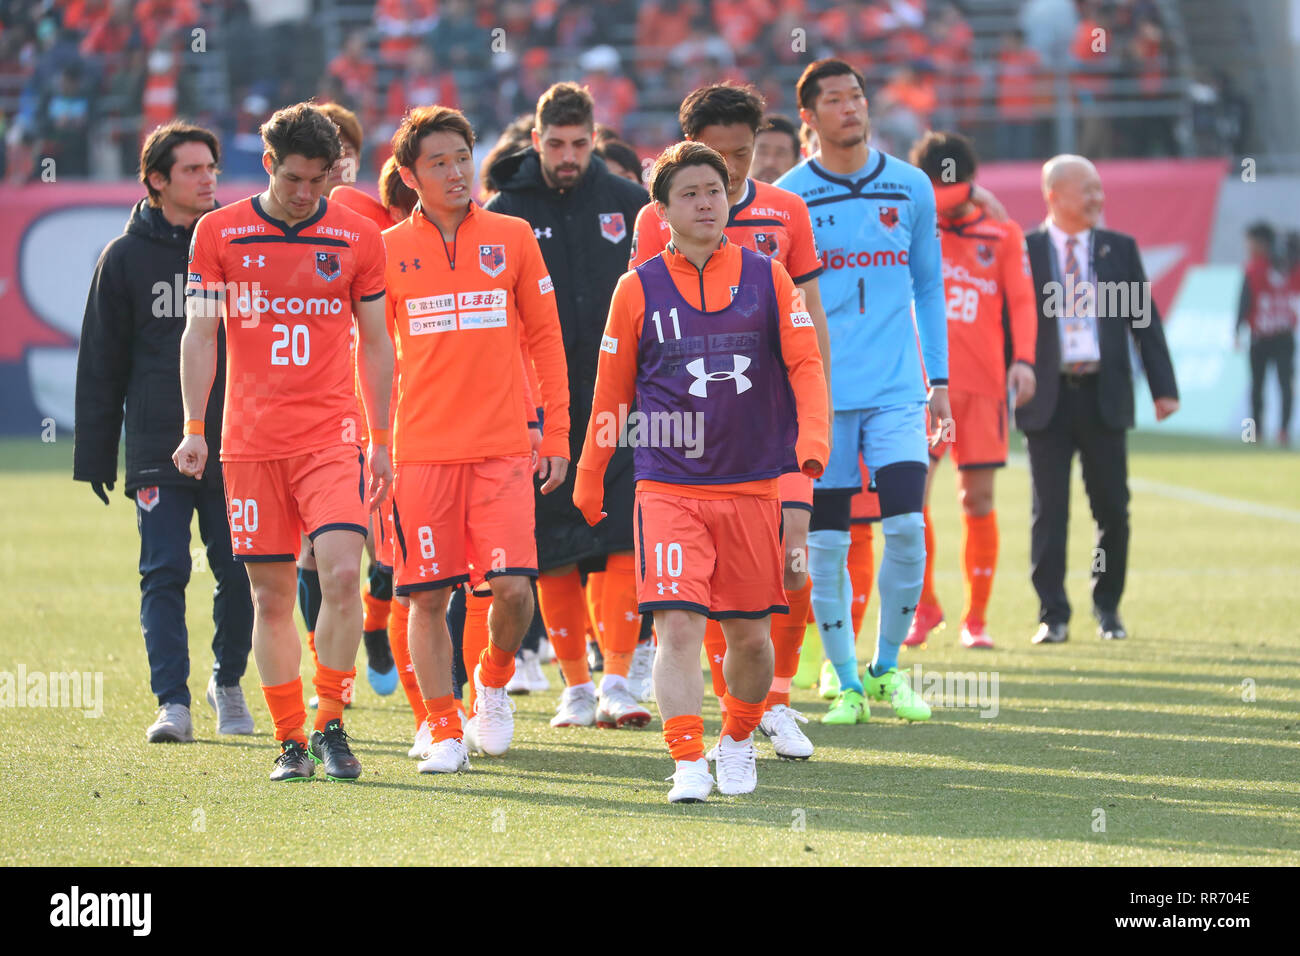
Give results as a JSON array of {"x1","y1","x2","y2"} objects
[
  {"x1": 374, "y1": 0, "x2": 436, "y2": 68},
  {"x1": 327, "y1": 29, "x2": 376, "y2": 122},
  {"x1": 1072, "y1": 0, "x2": 1113, "y2": 157},
  {"x1": 479, "y1": 112, "x2": 534, "y2": 202},
  {"x1": 41, "y1": 63, "x2": 92, "y2": 176},
  {"x1": 1237, "y1": 222, "x2": 1297, "y2": 446},
  {"x1": 580, "y1": 45, "x2": 636, "y2": 132},
  {"x1": 432, "y1": 0, "x2": 488, "y2": 72},
  {"x1": 752, "y1": 113, "x2": 799, "y2": 182},
  {"x1": 385, "y1": 46, "x2": 459, "y2": 132},
  {"x1": 134, "y1": 0, "x2": 199, "y2": 52},
  {"x1": 1021, "y1": 0, "x2": 1077, "y2": 64},
  {"x1": 221, "y1": 91, "x2": 270, "y2": 179},
  {"x1": 996, "y1": 30, "x2": 1043, "y2": 160},
  {"x1": 636, "y1": 0, "x2": 698, "y2": 75},
  {"x1": 140, "y1": 45, "x2": 181, "y2": 145},
  {"x1": 875, "y1": 62, "x2": 935, "y2": 153}
]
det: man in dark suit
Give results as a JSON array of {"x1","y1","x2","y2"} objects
[{"x1": 1017, "y1": 154, "x2": 1180, "y2": 644}]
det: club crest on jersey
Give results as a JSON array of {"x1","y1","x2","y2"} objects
[
  {"x1": 599, "y1": 213, "x2": 626, "y2": 244},
  {"x1": 879, "y1": 206, "x2": 900, "y2": 230},
  {"x1": 315, "y1": 252, "x2": 341, "y2": 281},
  {"x1": 976, "y1": 242, "x2": 995, "y2": 267},
  {"x1": 479, "y1": 244, "x2": 506, "y2": 277},
  {"x1": 136, "y1": 486, "x2": 159, "y2": 512},
  {"x1": 753, "y1": 232, "x2": 778, "y2": 257}
]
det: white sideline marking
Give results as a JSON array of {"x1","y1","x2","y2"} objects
[
  {"x1": 1127, "y1": 477, "x2": 1300, "y2": 524},
  {"x1": 1006, "y1": 453, "x2": 1300, "y2": 524}
]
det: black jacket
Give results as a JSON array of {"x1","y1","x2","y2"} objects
[
  {"x1": 1016, "y1": 226, "x2": 1179, "y2": 433},
  {"x1": 74, "y1": 199, "x2": 228, "y2": 496},
  {"x1": 485, "y1": 150, "x2": 649, "y2": 567}
]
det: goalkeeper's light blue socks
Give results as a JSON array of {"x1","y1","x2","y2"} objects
[
  {"x1": 808, "y1": 529, "x2": 862, "y2": 694},
  {"x1": 870, "y1": 511, "x2": 927, "y2": 676}
]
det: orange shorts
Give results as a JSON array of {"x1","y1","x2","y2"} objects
[
  {"x1": 634, "y1": 489, "x2": 787, "y2": 619},
  {"x1": 222, "y1": 444, "x2": 366, "y2": 562},
  {"x1": 930, "y1": 387, "x2": 1008, "y2": 469},
  {"x1": 851, "y1": 458, "x2": 882, "y2": 523},
  {"x1": 372, "y1": 497, "x2": 397, "y2": 571},
  {"x1": 777, "y1": 471, "x2": 813, "y2": 512},
  {"x1": 392, "y1": 455, "x2": 537, "y2": 595}
]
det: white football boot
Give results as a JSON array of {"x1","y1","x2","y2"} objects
[
  {"x1": 473, "y1": 665, "x2": 516, "y2": 756},
  {"x1": 550, "y1": 683, "x2": 597, "y2": 727},
  {"x1": 758, "y1": 704, "x2": 814, "y2": 760},
  {"x1": 418, "y1": 736, "x2": 470, "y2": 773},
  {"x1": 666, "y1": 758, "x2": 714, "y2": 803},
  {"x1": 714, "y1": 734, "x2": 758, "y2": 795}
]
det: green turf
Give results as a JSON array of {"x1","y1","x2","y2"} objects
[{"x1": 1, "y1": 434, "x2": 1298, "y2": 865}]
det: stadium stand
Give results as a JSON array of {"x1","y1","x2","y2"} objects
[{"x1": 0, "y1": 0, "x2": 1227, "y2": 183}]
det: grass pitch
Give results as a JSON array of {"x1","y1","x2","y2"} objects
[{"x1": 1, "y1": 433, "x2": 1298, "y2": 866}]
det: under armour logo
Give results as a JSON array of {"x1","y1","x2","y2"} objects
[
  {"x1": 534, "y1": 227, "x2": 552, "y2": 239},
  {"x1": 242, "y1": 255, "x2": 264, "y2": 268},
  {"x1": 400, "y1": 258, "x2": 422, "y2": 272},
  {"x1": 418, "y1": 563, "x2": 440, "y2": 577},
  {"x1": 815, "y1": 215, "x2": 836, "y2": 227},
  {"x1": 901, "y1": 604, "x2": 916, "y2": 616},
  {"x1": 656, "y1": 582, "x2": 680, "y2": 595},
  {"x1": 686, "y1": 355, "x2": 752, "y2": 397},
  {"x1": 824, "y1": 620, "x2": 843, "y2": 630},
  {"x1": 231, "y1": 536, "x2": 252, "y2": 550}
]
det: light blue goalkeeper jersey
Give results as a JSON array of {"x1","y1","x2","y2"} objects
[{"x1": 775, "y1": 149, "x2": 947, "y2": 410}]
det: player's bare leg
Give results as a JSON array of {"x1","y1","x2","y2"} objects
[
  {"x1": 652, "y1": 609, "x2": 713, "y2": 801},
  {"x1": 407, "y1": 586, "x2": 469, "y2": 772},
  {"x1": 247, "y1": 561, "x2": 314, "y2": 780},
  {"x1": 303, "y1": 528, "x2": 365, "y2": 779},
  {"x1": 956, "y1": 468, "x2": 997, "y2": 649},
  {"x1": 712, "y1": 616, "x2": 771, "y2": 794},
  {"x1": 247, "y1": 562, "x2": 302, "y2": 686},
  {"x1": 468, "y1": 573, "x2": 531, "y2": 756},
  {"x1": 311, "y1": 529, "x2": 366, "y2": 673}
]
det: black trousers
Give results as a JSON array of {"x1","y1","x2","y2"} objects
[
  {"x1": 1250, "y1": 332, "x2": 1295, "y2": 436},
  {"x1": 1024, "y1": 375, "x2": 1130, "y2": 625},
  {"x1": 136, "y1": 482, "x2": 253, "y2": 707}
]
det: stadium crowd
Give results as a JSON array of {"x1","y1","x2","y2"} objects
[{"x1": 1, "y1": 0, "x2": 1199, "y2": 184}]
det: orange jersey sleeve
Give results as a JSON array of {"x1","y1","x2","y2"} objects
[
  {"x1": 628, "y1": 203, "x2": 670, "y2": 269},
  {"x1": 1000, "y1": 219, "x2": 1037, "y2": 366},
  {"x1": 519, "y1": 336, "x2": 540, "y2": 425},
  {"x1": 770, "y1": 259, "x2": 830, "y2": 473},
  {"x1": 511, "y1": 218, "x2": 570, "y2": 458},
  {"x1": 330, "y1": 184, "x2": 394, "y2": 233},
  {"x1": 782, "y1": 189, "x2": 823, "y2": 284}
]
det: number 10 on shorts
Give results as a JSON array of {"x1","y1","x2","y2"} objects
[{"x1": 654, "y1": 541, "x2": 682, "y2": 577}]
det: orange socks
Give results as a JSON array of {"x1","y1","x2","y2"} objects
[
  {"x1": 537, "y1": 570, "x2": 592, "y2": 687},
  {"x1": 601, "y1": 553, "x2": 640, "y2": 677},
  {"x1": 312, "y1": 662, "x2": 354, "y2": 731},
  {"x1": 848, "y1": 522, "x2": 875, "y2": 639},
  {"x1": 703, "y1": 619, "x2": 727, "y2": 699},
  {"x1": 664, "y1": 714, "x2": 705, "y2": 762},
  {"x1": 462, "y1": 590, "x2": 492, "y2": 711},
  {"x1": 920, "y1": 506, "x2": 939, "y2": 608},
  {"x1": 769, "y1": 578, "x2": 811, "y2": 705},
  {"x1": 423, "y1": 694, "x2": 462, "y2": 742},
  {"x1": 962, "y1": 510, "x2": 999, "y2": 625},
  {"x1": 584, "y1": 570, "x2": 607, "y2": 655},
  {"x1": 388, "y1": 600, "x2": 424, "y2": 728},
  {"x1": 362, "y1": 588, "x2": 389, "y2": 633},
  {"x1": 721, "y1": 693, "x2": 765, "y2": 742},
  {"x1": 477, "y1": 639, "x2": 516, "y2": 689},
  {"x1": 262, "y1": 677, "x2": 307, "y2": 746}
]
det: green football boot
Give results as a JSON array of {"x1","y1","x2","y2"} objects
[
  {"x1": 864, "y1": 666, "x2": 931, "y2": 721},
  {"x1": 818, "y1": 659, "x2": 841, "y2": 700},
  {"x1": 821, "y1": 688, "x2": 869, "y2": 725}
]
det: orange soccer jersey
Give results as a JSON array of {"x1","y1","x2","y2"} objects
[
  {"x1": 382, "y1": 202, "x2": 570, "y2": 464},
  {"x1": 330, "y1": 184, "x2": 397, "y2": 232},
  {"x1": 939, "y1": 209, "x2": 1037, "y2": 398},
  {"x1": 186, "y1": 195, "x2": 387, "y2": 461},
  {"x1": 629, "y1": 177, "x2": 824, "y2": 286}
]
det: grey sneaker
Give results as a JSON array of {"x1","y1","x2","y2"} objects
[
  {"x1": 145, "y1": 702, "x2": 194, "y2": 743},
  {"x1": 206, "y1": 676, "x2": 255, "y2": 735}
]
